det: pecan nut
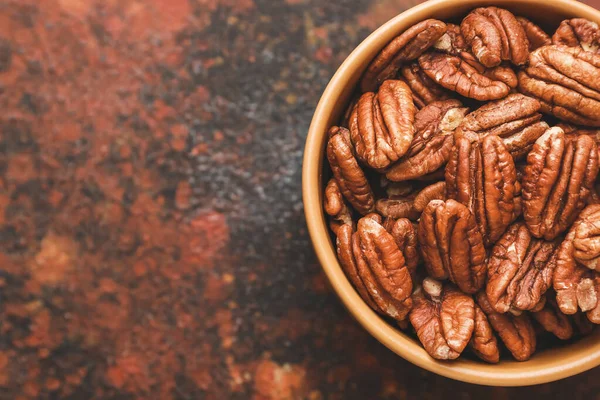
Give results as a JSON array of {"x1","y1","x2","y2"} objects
[
  {"x1": 418, "y1": 199, "x2": 487, "y2": 293},
  {"x1": 327, "y1": 127, "x2": 375, "y2": 215},
  {"x1": 586, "y1": 275, "x2": 600, "y2": 324},
  {"x1": 553, "y1": 219, "x2": 600, "y2": 316},
  {"x1": 350, "y1": 80, "x2": 417, "y2": 169},
  {"x1": 361, "y1": 19, "x2": 447, "y2": 92},
  {"x1": 552, "y1": 18, "x2": 600, "y2": 53},
  {"x1": 573, "y1": 311, "x2": 596, "y2": 335},
  {"x1": 413, "y1": 181, "x2": 447, "y2": 214},
  {"x1": 454, "y1": 93, "x2": 548, "y2": 159},
  {"x1": 522, "y1": 127, "x2": 599, "y2": 240},
  {"x1": 532, "y1": 297, "x2": 574, "y2": 340},
  {"x1": 517, "y1": 17, "x2": 551, "y2": 51},
  {"x1": 434, "y1": 23, "x2": 468, "y2": 56},
  {"x1": 409, "y1": 278, "x2": 475, "y2": 360},
  {"x1": 336, "y1": 224, "x2": 381, "y2": 312},
  {"x1": 486, "y1": 223, "x2": 559, "y2": 313},
  {"x1": 324, "y1": 179, "x2": 354, "y2": 236},
  {"x1": 572, "y1": 204, "x2": 600, "y2": 271},
  {"x1": 470, "y1": 304, "x2": 500, "y2": 363},
  {"x1": 418, "y1": 52, "x2": 512, "y2": 101},
  {"x1": 376, "y1": 197, "x2": 418, "y2": 220},
  {"x1": 353, "y1": 216, "x2": 413, "y2": 320},
  {"x1": 460, "y1": 7, "x2": 529, "y2": 67},
  {"x1": 399, "y1": 63, "x2": 451, "y2": 109},
  {"x1": 477, "y1": 292, "x2": 537, "y2": 361},
  {"x1": 518, "y1": 46, "x2": 600, "y2": 126},
  {"x1": 389, "y1": 218, "x2": 420, "y2": 278},
  {"x1": 446, "y1": 134, "x2": 518, "y2": 246},
  {"x1": 386, "y1": 100, "x2": 468, "y2": 181}
]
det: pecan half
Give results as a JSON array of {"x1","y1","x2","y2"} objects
[
  {"x1": 460, "y1": 7, "x2": 529, "y2": 67},
  {"x1": 376, "y1": 197, "x2": 419, "y2": 220},
  {"x1": 572, "y1": 204, "x2": 600, "y2": 271},
  {"x1": 522, "y1": 127, "x2": 599, "y2": 240},
  {"x1": 409, "y1": 278, "x2": 475, "y2": 360},
  {"x1": 389, "y1": 218, "x2": 419, "y2": 278},
  {"x1": 337, "y1": 224, "x2": 381, "y2": 312},
  {"x1": 324, "y1": 179, "x2": 353, "y2": 236},
  {"x1": 552, "y1": 18, "x2": 600, "y2": 53},
  {"x1": 477, "y1": 292, "x2": 537, "y2": 361},
  {"x1": 418, "y1": 199, "x2": 486, "y2": 293},
  {"x1": 553, "y1": 220, "x2": 600, "y2": 316},
  {"x1": 517, "y1": 17, "x2": 551, "y2": 51},
  {"x1": 350, "y1": 80, "x2": 416, "y2": 169},
  {"x1": 454, "y1": 93, "x2": 548, "y2": 159},
  {"x1": 446, "y1": 135, "x2": 518, "y2": 246},
  {"x1": 386, "y1": 100, "x2": 468, "y2": 181},
  {"x1": 413, "y1": 181, "x2": 446, "y2": 214},
  {"x1": 486, "y1": 223, "x2": 559, "y2": 313},
  {"x1": 573, "y1": 311, "x2": 595, "y2": 335},
  {"x1": 518, "y1": 46, "x2": 600, "y2": 126},
  {"x1": 532, "y1": 297, "x2": 574, "y2": 340},
  {"x1": 399, "y1": 63, "x2": 451, "y2": 109},
  {"x1": 470, "y1": 304, "x2": 500, "y2": 363},
  {"x1": 434, "y1": 23, "x2": 468, "y2": 56},
  {"x1": 361, "y1": 19, "x2": 447, "y2": 92},
  {"x1": 353, "y1": 216, "x2": 413, "y2": 320},
  {"x1": 327, "y1": 127, "x2": 375, "y2": 215},
  {"x1": 586, "y1": 275, "x2": 600, "y2": 323},
  {"x1": 418, "y1": 52, "x2": 512, "y2": 101}
]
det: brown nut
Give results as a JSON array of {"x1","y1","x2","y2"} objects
[
  {"x1": 532, "y1": 297, "x2": 574, "y2": 340},
  {"x1": 455, "y1": 93, "x2": 548, "y2": 159},
  {"x1": 460, "y1": 7, "x2": 529, "y2": 67},
  {"x1": 337, "y1": 225, "x2": 381, "y2": 312},
  {"x1": 517, "y1": 17, "x2": 551, "y2": 51},
  {"x1": 522, "y1": 127, "x2": 599, "y2": 240},
  {"x1": 386, "y1": 100, "x2": 468, "y2": 181},
  {"x1": 434, "y1": 23, "x2": 468, "y2": 56},
  {"x1": 477, "y1": 292, "x2": 537, "y2": 361},
  {"x1": 350, "y1": 80, "x2": 417, "y2": 169},
  {"x1": 586, "y1": 275, "x2": 600, "y2": 324},
  {"x1": 418, "y1": 52, "x2": 512, "y2": 101},
  {"x1": 413, "y1": 181, "x2": 447, "y2": 214},
  {"x1": 409, "y1": 278, "x2": 475, "y2": 360},
  {"x1": 361, "y1": 19, "x2": 447, "y2": 92},
  {"x1": 486, "y1": 223, "x2": 559, "y2": 314},
  {"x1": 553, "y1": 219, "x2": 600, "y2": 316},
  {"x1": 376, "y1": 197, "x2": 419, "y2": 220},
  {"x1": 399, "y1": 63, "x2": 451, "y2": 109},
  {"x1": 518, "y1": 46, "x2": 600, "y2": 126},
  {"x1": 327, "y1": 126, "x2": 375, "y2": 215},
  {"x1": 470, "y1": 304, "x2": 500, "y2": 363},
  {"x1": 353, "y1": 216, "x2": 413, "y2": 320},
  {"x1": 324, "y1": 179, "x2": 354, "y2": 236},
  {"x1": 389, "y1": 218, "x2": 420, "y2": 278},
  {"x1": 418, "y1": 199, "x2": 487, "y2": 293},
  {"x1": 552, "y1": 18, "x2": 600, "y2": 53},
  {"x1": 573, "y1": 311, "x2": 596, "y2": 335},
  {"x1": 446, "y1": 134, "x2": 519, "y2": 246},
  {"x1": 572, "y1": 204, "x2": 600, "y2": 271}
]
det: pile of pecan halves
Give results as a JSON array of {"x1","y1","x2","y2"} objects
[{"x1": 324, "y1": 8, "x2": 600, "y2": 362}]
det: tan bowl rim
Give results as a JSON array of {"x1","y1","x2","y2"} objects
[{"x1": 303, "y1": 0, "x2": 600, "y2": 386}]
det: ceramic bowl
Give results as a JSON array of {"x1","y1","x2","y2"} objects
[{"x1": 302, "y1": 0, "x2": 600, "y2": 386}]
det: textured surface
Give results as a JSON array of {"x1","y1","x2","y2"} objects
[{"x1": 2, "y1": 0, "x2": 600, "y2": 398}]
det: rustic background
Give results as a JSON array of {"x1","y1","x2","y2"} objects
[{"x1": 0, "y1": 0, "x2": 600, "y2": 399}]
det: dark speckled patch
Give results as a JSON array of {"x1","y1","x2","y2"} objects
[{"x1": 1, "y1": 0, "x2": 600, "y2": 399}]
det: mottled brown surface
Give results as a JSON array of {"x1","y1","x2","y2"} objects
[{"x1": 2, "y1": 0, "x2": 600, "y2": 398}]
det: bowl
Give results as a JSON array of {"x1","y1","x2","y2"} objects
[{"x1": 302, "y1": 0, "x2": 600, "y2": 386}]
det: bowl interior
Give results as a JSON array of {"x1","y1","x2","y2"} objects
[{"x1": 303, "y1": 0, "x2": 600, "y2": 386}]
